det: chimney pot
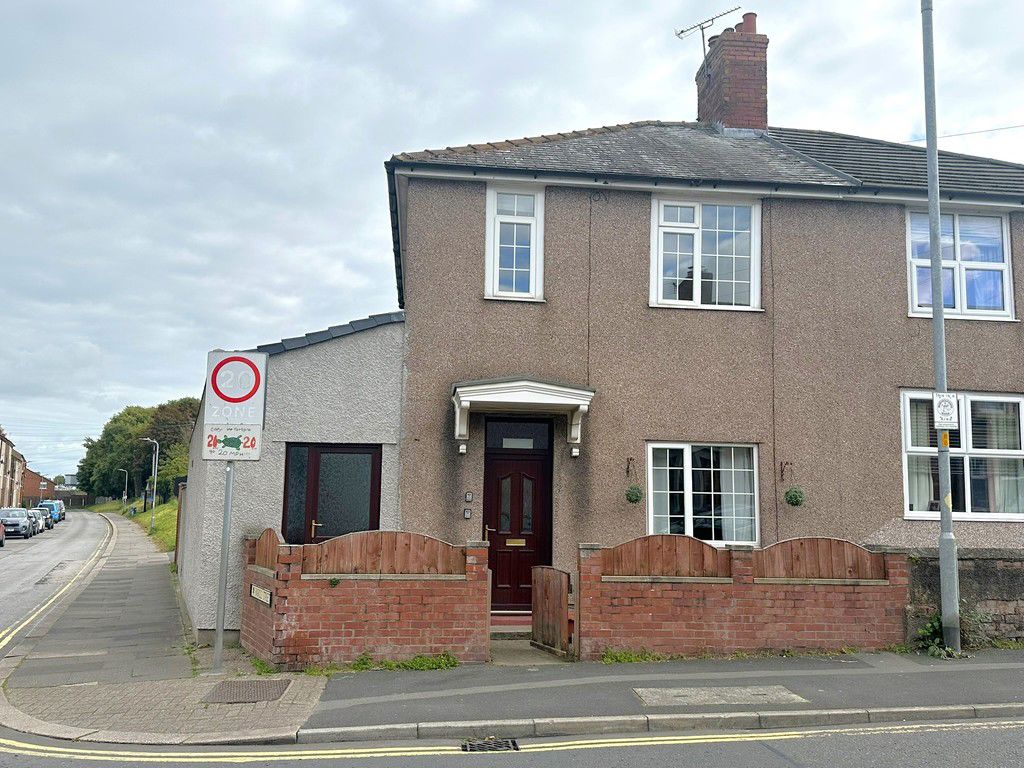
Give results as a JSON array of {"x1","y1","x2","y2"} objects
[{"x1": 695, "y1": 11, "x2": 768, "y2": 130}]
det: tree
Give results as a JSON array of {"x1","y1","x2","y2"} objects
[
  {"x1": 54, "y1": 474, "x2": 65, "y2": 485},
  {"x1": 76, "y1": 397, "x2": 200, "y2": 502}
]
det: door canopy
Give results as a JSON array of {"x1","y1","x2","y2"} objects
[{"x1": 451, "y1": 378, "x2": 596, "y2": 447}]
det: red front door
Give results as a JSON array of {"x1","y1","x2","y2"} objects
[{"x1": 483, "y1": 453, "x2": 551, "y2": 611}]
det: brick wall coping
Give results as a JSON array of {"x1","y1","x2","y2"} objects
[
  {"x1": 753, "y1": 577, "x2": 890, "y2": 586},
  {"x1": 248, "y1": 564, "x2": 275, "y2": 579},
  {"x1": 298, "y1": 572, "x2": 468, "y2": 581},
  {"x1": 601, "y1": 575, "x2": 733, "y2": 584},
  {"x1": 578, "y1": 543, "x2": 604, "y2": 551},
  {"x1": 869, "y1": 546, "x2": 1023, "y2": 560}
]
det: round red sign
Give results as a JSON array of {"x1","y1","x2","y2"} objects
[{"x1": 210, "y1": 356, "x2": 261, "y2": 404}]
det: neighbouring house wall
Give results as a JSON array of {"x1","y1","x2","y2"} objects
[
  {"x1": 178, "y1": 321, "x2": 405, "y2": 638},
  {"x1": 574, "y1": 536, "x2": 909, "y2": 660},
  {"x1": 241, "y1": 530, "x2": 490, "y2": 669},
  {"x1": 905, "y1": 549, "x2": 1024, "y2": 643},
  {"x1": 398, "y1": 177, "x2": 1024, "y2": 566}
]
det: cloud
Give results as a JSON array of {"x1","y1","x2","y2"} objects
[{"x1": 1, "y1": 0, "x2": 1022, "y2": 476}]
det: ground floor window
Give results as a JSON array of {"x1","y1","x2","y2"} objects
[
  {"x1": 902, "y1": 390, "x2": 1024, "y2": 520},
  {"x1": 647, "y1": 442, "x2": 758, "y2": 545},
  {"x1": 282, "y1": 443, "x2": 381, "y2": 544}
]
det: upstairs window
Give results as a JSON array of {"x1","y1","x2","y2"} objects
[
  {"x1": 485, "y1": 186, "x2": 544, "y2": 301},
  {"x1": 650, "y1": 199, "x2": 761, "y2": 310},
  {"x1": 907, "y1": 211, "x2": 1013, "y2": 319}
]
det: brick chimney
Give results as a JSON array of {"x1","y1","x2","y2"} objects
[{"x1": 695, "y1": 12, "x2": 768, "y2": 130}]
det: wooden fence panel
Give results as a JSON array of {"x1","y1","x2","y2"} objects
[
  {"x1": 254, "y1": 529, "x2": 282, "y2": 570},
  {"x1": 301, "y1": 531, "x2": 466, "y2": 575},
  {"x1": 753, "y1": 538, "x2": 886, "y2": 580},
  {"x1": 532, "y1": 566, "x2": 571, "y2": 655},
  {"x1": 603, "y1": 535, "x2": 731, "y2": 578}
]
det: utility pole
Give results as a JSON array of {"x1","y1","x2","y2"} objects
[
  {"x1": 139, "y1": 438, "x2": 160, "y2": 534},
  {"x1": 116, "y1": 468, "x2": 128, "y2": 512},
  {"x1": 920, "y1": 0, "x2": 960, "y2": 651}
]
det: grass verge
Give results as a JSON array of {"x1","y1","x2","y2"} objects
[{"x1": 87, "y1": 497, "x2": 178, "y2": 552}]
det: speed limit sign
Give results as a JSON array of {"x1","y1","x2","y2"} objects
[{"x1": 203, "y1": 351, "x2": 267, "y2": 461}]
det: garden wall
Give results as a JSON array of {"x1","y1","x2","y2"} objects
[
  {"x1": 241, "y1": 529, "x2": 490, "y2": 670},
  {"x1": 573, "y1": 535, "x2": 908, "y2": 660}
]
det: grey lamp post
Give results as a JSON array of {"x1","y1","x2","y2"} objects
[
  {"x1": 139, "y1": 438, "x2": 160, "y2": 534},
  {"x1": 115, "y1": 469, "x2": 128, "y2": 512}
]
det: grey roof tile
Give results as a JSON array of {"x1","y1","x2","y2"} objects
[{"x1": 251, "y1": 312, "x2": 404, "y2": 356}]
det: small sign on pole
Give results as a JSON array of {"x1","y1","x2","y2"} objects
[
  {"x1": 933, "y1": 392, "x2": 959, "y2": 431},
  {"x1": 203, "y1": 350, "x2": 267, "y2": 673}
]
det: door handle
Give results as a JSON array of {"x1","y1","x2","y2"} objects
[
  {"x1": 484, "y1": 526, "x2": 496, "y2": 543},
  {"x1": 311, "y1": 520, "x2": 324, "y2": 539}
]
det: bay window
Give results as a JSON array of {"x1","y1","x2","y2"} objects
[
  {"x1": 647, "y1": 442, "x2": 759, "y2": 545},
  {"x1": 902, "y1": 390, "x2": 1024, "y2": 520}
]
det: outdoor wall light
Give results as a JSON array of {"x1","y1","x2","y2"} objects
[{"x1": 458, "y1": 443, "x2": 467, "y2": 455}]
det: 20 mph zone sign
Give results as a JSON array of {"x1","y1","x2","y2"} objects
[{"x1": 202, "y1": 351, "x2": 267, "y2": 461}]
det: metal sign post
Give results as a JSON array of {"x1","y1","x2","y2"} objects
[{"x1": 203, "y1": 350, "x2": 267, "y2": 673}]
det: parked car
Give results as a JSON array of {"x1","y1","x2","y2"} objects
[
  {"x1": 56, "y1": 500, "x2": 66, "y2": 520},
  {"x1": 1, "y1": 508, "x2": 31, "y2": 539},
  {"x1": 34, "y1": 507, "x2": 54, "y2": 530},
  {"x1": 24, "y1": 509, "x2": 42, "y2": 536},
  {"x1": 37, "y1": 500, "x2": 60, "y2": 526}
]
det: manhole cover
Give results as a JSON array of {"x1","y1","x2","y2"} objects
[
  {"x1": 202, "y1": 679, "x2": 291, "y2": 704},
  {"x1": 634, "y1": 685, "x2": 809, "y2": 707},
  {"x1": 461, "y1": 738, "x2": 519, "y2": 752}
]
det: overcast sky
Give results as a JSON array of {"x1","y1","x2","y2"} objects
[{"x1": 2, "y1": 0, "x2": 1022, "y2": 478}]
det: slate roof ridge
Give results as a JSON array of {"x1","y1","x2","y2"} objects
[
  {"x1": 253, "y1": 310, "x2": 405, "y2": 356},
  {"x1": 391, "y1": 120, "x2": 701, "y2": 162},
  {"x1": 769, "y1": 124, "x2": 1024, "y2": 172}
]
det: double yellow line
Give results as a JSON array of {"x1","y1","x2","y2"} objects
[
  {"x1": 0, "y1": 515, "x2": 111, "y2": 655},
  {"x1": 0, "y1": 718, "x2": 1019, "y2": 764}
]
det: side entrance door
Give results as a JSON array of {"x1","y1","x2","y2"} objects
[{"x1": 483, "y1": 448, "x2": 552, "y2": 611}]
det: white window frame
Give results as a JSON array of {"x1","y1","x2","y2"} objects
[
  {"x1": 484, "y1": 184, "x2": 545, "y2": 302},
  {"x1": 646, "y1": 441, "x2": 760, "y2": 546},
  {"x1": 649, "y1": 197, "x2": 762, "y2": 311},
  {"x1": 905, "y1": 209, "x2": 1015, "y2": 321},
  {"x1": 900, "y1": 388, "x2": 1024, "y2": 522}
]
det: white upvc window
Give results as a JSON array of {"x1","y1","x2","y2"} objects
[
  {"x1": 649, "y1": 199, "x2": 762, "y2": 310},
  {"x1": 901, "y1": 389, "x2": 1024, "y2": 521},
  {"x1": 906, "y1": 210, "x2": 1014, "y2": 320},
  {"x1": 484, "y1": 185, "x2": 544, "y2": 301},
  {"x1": 646, "y1": 442, "x2": 759, "y2": 545}
]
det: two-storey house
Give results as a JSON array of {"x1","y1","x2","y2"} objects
[{"x1": 384, "y1": 12, "x2": 1024, "y2": 610}]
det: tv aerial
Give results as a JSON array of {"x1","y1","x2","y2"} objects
[{"x1": 675, "y1": 6, "x2": 741, "y2": 57}]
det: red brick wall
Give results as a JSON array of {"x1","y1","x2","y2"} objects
[
  {"x1": 577, "y1": 542, "x2": 908, "y2": 660},
  {"x1": 241, "y1": 534, "x2": 490, "y2": 670}
]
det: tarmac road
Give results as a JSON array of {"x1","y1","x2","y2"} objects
[
  {"x1": 0, "y1": 509, "x2": 108, "y2": 644},
  {"x1": 0, "y1": 717, "x2": 1020, "y2": 767}
]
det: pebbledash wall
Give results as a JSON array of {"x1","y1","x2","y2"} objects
[
  {"x1": 241, "y1": 530, "x2": 490, "y2": 668},
  {"x1": 178, "y1": 317, "x2": 405, "y2": 642},
  {"x1": 397, "y1": 177, "x2": 1024, "y2": 572}
]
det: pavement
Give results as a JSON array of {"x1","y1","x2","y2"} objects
[
  {"x1": 0, "y1": 508, "x2": 1021, "y2": 754},
  {"x1": 0, "y1": 512, "x2": 323, "y2": 744}
]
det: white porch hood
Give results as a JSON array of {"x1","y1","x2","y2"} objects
[{"x1": 451, "y1": 378, "x2": 596, "y2": 445}]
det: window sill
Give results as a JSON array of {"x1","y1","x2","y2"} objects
[
  {"x1": 904, "y1": 512, "x2": 1024, "y2": 523},
  {"x1": 649, "y1": 302, "x2": 765, "y2": 313},
  {"x1": 484, "y1": 295, "x2": 546, "y2": 304},
  {"x1": 908, "y1": 312, "x2": 1018, "y2": 323}
]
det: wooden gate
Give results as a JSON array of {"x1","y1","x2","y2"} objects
[{"x1": 531, "y1": 566, "x2": 572, "y2": 657}]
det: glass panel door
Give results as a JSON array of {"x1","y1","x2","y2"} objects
[{"x1": 317, "y1": 451, "x2": 373, "y2": 538}]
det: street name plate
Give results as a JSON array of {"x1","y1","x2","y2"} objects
[{"x1": 250, "y1": 584, "x2": 272, "y2": 606}]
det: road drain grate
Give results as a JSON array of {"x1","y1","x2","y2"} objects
[
  {"x1": 461, "y1": 738, "x2": 519, "y2": 752},
  {"x1": 202, "y1": 679, "x2": 290, "y2": 704}
]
